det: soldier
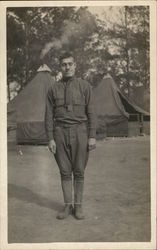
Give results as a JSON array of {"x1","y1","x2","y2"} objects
[{"x1": 45, "y1": 52, "x2": 96, "y2": 220}]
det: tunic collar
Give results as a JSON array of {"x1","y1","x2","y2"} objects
[{"x1": 62, "y1": 76, "x2": 76, "y2": 83}]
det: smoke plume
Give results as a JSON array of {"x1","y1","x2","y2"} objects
[{"x1": 40, "y1": 9, "x2": 96, "y2": 59}]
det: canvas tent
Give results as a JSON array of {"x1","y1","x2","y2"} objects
[
  {"x1": 93, "y1": 74, "x2": 150, "y2": 137},
  {"x1": 8, "y1": 70, "x2": 149, "y2": 144},
  {"x1": 7, "y1": 64, "x2": 54, "y2": 144}
]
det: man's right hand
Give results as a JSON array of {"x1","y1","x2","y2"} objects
[{"x1": 48, "y1": 139, "x2": 56, "y2": 154}]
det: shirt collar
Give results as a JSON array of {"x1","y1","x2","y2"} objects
[{"x1": 62, "y1": 76, "x2": 76, "y2": 83}]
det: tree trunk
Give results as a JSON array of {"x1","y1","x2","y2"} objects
[
  {"x1": 24, "y1": 19, "x2": 29, "y2": 87},
  {"x1": 7, "y1": 82, "x2": 11, "y2": 102},
  {"x1": 124, "y1": 6, "x2": 130, "y2": 98}
]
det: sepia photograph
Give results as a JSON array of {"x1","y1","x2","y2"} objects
[{"x1": 0, "y1": 1, "x2": 156, "y2": 250}]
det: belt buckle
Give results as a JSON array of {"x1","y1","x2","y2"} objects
[{"x1": 66, "y1": 105, "x2": 73, "y2": 112}]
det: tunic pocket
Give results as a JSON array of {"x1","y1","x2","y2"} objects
[
  {"x1": 55, "y1": 98, "x2": 64, "y2": 107},
  {"x1": 73, "y1": 98, "x2": 86, "y2": 117},
  {"x1": 54, "y1": 98, "x2": 65, "y2": 116}
]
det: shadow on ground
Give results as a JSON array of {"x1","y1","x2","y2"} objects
[{"x1": 8, "y1": 183, "x2": 62, "y2": 212}]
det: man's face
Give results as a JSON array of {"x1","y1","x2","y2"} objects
[{"x1": 60, "y1": 57, "x2": 76, "y2": 78}]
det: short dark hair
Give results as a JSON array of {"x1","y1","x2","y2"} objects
[{"x1": 59, "y1": 52, "x2": 75, "y2": 63}]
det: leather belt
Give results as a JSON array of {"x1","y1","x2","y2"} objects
[{"x1": 54, "y1": 121, "x2": 87, "y2": 129}]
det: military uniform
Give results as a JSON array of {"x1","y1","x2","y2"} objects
[{"x1": 45, "y1": 76, "x2": 96, "y2": 219}]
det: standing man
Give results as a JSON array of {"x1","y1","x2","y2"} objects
[{"x1": 45, "y1": 52, "x2": 96, "y2": 220}]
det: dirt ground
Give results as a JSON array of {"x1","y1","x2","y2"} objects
[{"x1": 8, "y1": 136, "x2": 151, "y2": 243}]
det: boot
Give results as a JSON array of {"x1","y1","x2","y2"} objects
[
  {"x1": 57, "y1": 180, "x2": 73, "y2": 220},
  {"x1": 74, "y1": 180, "x2": 85, "y2": 220},
  {"x1": 57, "y1": 204, "x2": 73, "y2": 220},
  {"x1": 74, "y1": 204, "x2": 85, "y2": 220}
]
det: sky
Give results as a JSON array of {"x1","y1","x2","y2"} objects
[
  {"x1": 88, "y1": 6, "x2": 123, "y2": 24},
  {"x1": 88, "y1": 6, "x2": 107, "y2": 18}
]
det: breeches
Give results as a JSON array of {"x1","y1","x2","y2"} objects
[{"x1": 54, "y1": 123, "x2": 89, "y2": 181}]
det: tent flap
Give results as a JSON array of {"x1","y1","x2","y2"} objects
[
  {"x1": 93, "y1": 75, "x2": 149, "y2": 137},
  {"x1": 7, "y1": 69, "x2": 54, "y2": 144},
  {"x1": 17, "y1": 122, "x2": 48, "y2": 144}
]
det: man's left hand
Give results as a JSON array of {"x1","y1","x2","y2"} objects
[{"x1": 88, "y1": 138, "x2": 96, "y2": 151}]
